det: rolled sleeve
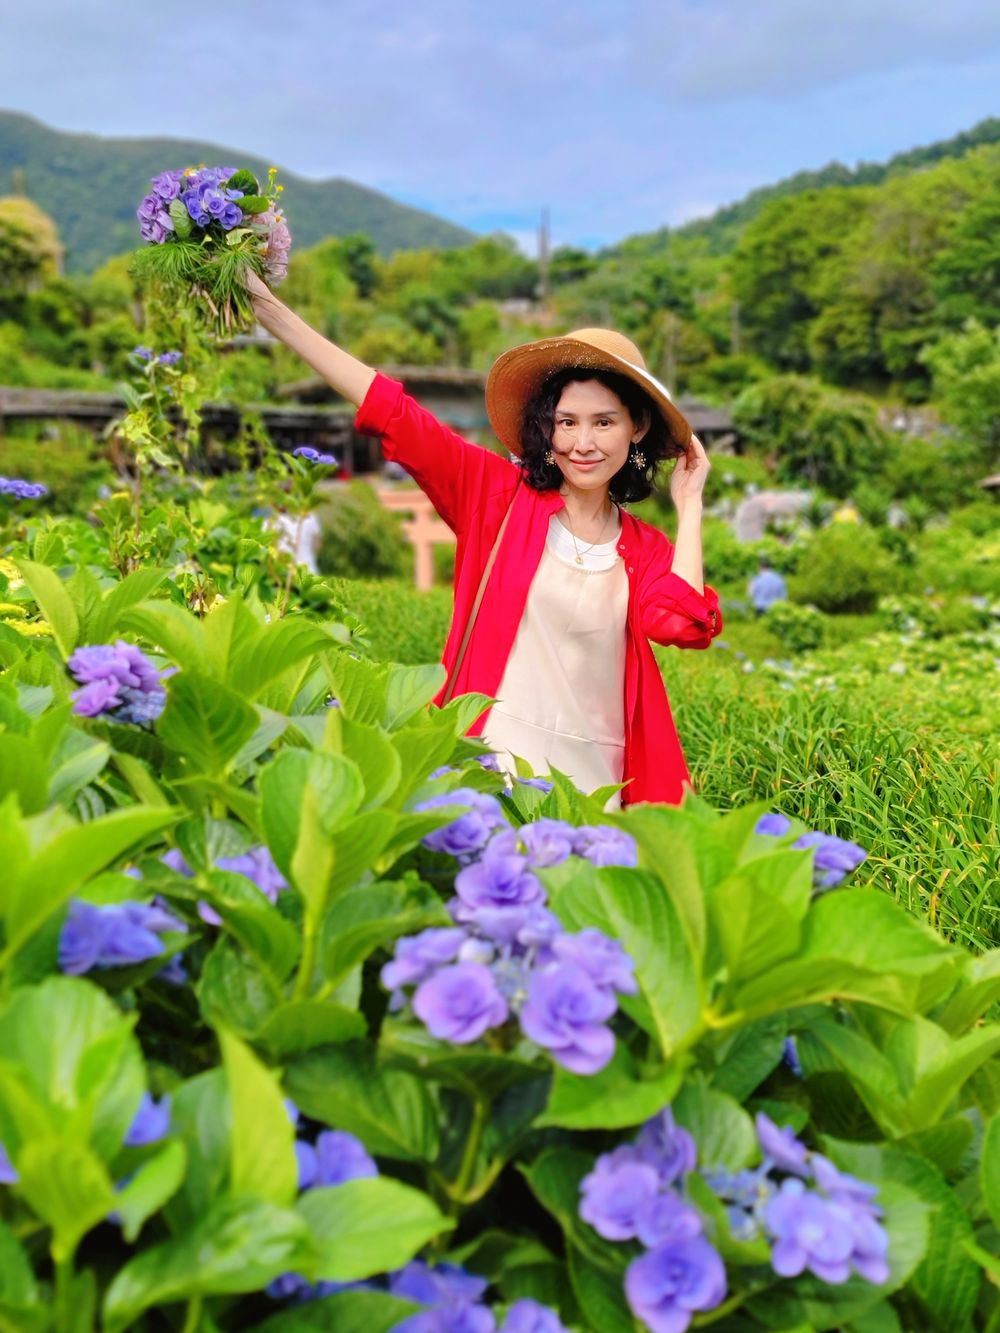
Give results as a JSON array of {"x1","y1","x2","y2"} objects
[{"x1": 641, "y1": 572, "x2": 723, "y2": 649}]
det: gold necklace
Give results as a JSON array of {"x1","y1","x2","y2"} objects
[{"x1": 561, "y1": 504, "x2": 616, "y2": 565}]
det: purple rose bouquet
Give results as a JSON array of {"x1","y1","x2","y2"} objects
[{"x1": 132, "y1": 164, "x2": 291, "y2": 336}]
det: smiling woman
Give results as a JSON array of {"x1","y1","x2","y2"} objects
[{"x1": 244, "y1": 274, "x2": 723, "y2": 806}]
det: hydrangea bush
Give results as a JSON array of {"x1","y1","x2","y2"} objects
[{"x1": 0, "y1": 537, "x2": 997, "y2": 1331}]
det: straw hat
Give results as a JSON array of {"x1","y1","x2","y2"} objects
[{"x1": 485, "y1": 327, "x2": 693, "y2": 457}]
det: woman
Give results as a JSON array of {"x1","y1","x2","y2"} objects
[{"x1": 245, "y1": 274, "x2": 722, "y2": 806}]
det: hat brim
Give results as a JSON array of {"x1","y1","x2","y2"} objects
[{"x1": 485, "y1": 336, "x2": 693, "y2": 458}]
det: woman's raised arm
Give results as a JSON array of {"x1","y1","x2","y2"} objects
[{"x1": 246, "y1": 271, "x2": 376, "y2": 408}]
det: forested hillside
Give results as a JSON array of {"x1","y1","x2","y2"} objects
[{"x1": 0, "y1": 109, "x2": 475, "y2": 271}]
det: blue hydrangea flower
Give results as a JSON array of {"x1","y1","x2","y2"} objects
[
  {"x1": 59, "y1": 899, "x2": 187, "y2": 975},
  {"x1": 756, "y1": 812, "x2": 792, "y2": 836},
  {"x1": 125, "y1": 1092, "x2": 171, "y2": 1146},
  {"x1": 295, "y1": 1130, "x2": 377, "y2": 1190},
  {"x1": 625, "y1": 1235, "x2": 727, "y2": 1333},
  {"x1": 452, "y1": 830, "x2": 544, "y2": 942},
  {"x1": 500, "y1": 1299, "x2": 569, "y2": 1333},
  {"x1": 792, "y1": 831, "x2": 867, "y2": 888},
  {"x1": 580, "y1": 1151, "x2": 661, "y2": 1240},
  {"x1": 0, "y1": 1141, "x2": 18, "y2": 1184},
  {"x1": 0, "y1": 476, "x2": 48, "y2": 499},
  {"x1": 517, "y1": 818, "x2": 575, "y2": 868},
  {"x1": 67, "y1": 641, "x2": 167, "y2": 725},
  {"x1": 519, "y1": 961, "x2": 617, "y2": 1075},
  {"x1": 755, "y1": 1112, "x2": 811, "y2": 1177},
  {"x1": 292, "y1": 446, "x2": 338, "y2": 465},
  {"x1": 416, "y1": 789, "x2": 507, "y2": 859},
  {"x1": 551, "y1": 928, "x2": 638, "y2": 996},
  {"x1": 381, "y1": 928, "x2": 466, "y2": 990},
  {"x1": 412, "y1": 962, "x2": 508, "y2": 1044},
  {"x1": 572, "y1": 825, "x2": 638, "y2": 868},
  {"x1": 635, "y1": 1109, "x2": 698, "y2": 1185}
]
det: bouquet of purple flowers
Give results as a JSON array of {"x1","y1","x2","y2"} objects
[{"x1": 132, "y1": 164, "x2": 291, "y2": 336}]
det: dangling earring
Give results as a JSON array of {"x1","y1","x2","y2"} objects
[
  {"x1": 631, "y1": 447, "x2": 647, "y2": 469},
  {"x1": 544, "y1": 450, "x2": 556, "y2": 466}
]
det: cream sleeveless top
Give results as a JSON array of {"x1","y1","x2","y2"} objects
[{"x1": 481, "y1": 513, "x2": 628, "y2": 806}]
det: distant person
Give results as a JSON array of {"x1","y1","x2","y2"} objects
[
  {"x1": 748, "y1": 559, "x2": 787, "y2": 617},
  {"x1": 234, "y1": 271, "x2": 724, "y2": 808},
  {"x1": 269, "y1": 506, "x2": 322, "y2": 574}
]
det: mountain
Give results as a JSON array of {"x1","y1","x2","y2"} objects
[
  {"x1": 0, "y1": 110, "x2": 476, "y2": 273},
  {"x1": 606, "y1": 116, "x2": 1000, "y2": 259}
]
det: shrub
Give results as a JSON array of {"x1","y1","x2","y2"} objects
[
  {"x1": 765, "y1": 599, "x2": 826, "y2": 652},
  {"x1": 789, "y1": 523, "x2": 898, "y2": 613},
  {"x1": 316, "y1": 480, "x2": 412, "y2": 580}
]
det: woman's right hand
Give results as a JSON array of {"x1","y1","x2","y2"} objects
[{"x1": 243, "y1": 269, "x2": 272, "y2": 303}]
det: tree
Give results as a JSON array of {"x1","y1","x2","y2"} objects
[{"x1": 921, "y1": 320, "x2": 1000, "y2": 468}]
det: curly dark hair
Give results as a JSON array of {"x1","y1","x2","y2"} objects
[{"x1": 517, "y1": 368, "x2": 681, "y2": 503}]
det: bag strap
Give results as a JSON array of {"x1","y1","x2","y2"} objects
[{"x1": 441, "y1": 488, "x2": 518, "y2": 705}]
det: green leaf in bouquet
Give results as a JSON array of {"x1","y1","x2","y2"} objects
[
  {"x1": 158, "y1": 670, "x2": 259, "y2": 776},
  {"x1": 321, "y1": 878, "x2": 449, "y2": 987},
  {"x1": 225, "y1": 169, "x2": 260, "y2": 194},
  {"x1": 284, "y1": 1042, "x2": 440, "y2": 1162},
  {"x1": 102, "y1": 1195, "x2": 312, "y2": 1332},
  {"x1": 113, "y1": 1139, "x2": 187, "y2": 1242},
  {"x1": 381, "y1": 1016, "x2": 543, "y2": 1101},
  {"x1": 218, "y1": 1026, "x2": 299, "y2": 1207},
  {"x1": 253, "y1": 1000, "x2": 364, "y2": 1059},
  {"x1": 673, "y1": 1076, "x2": 757, "y2": 1171},
  {"x1": 237, "y1": 194, "x2": 272, "y2": 214},
  {"x1": 2, "y1": 804, "x2": 177, "y2": 961},
  {"x1": 13, "y1": 559, "x2": 79, "y2": 658},
  {"x1": 549, "y1": 866, "x2": 703, "y2": 1059},
  {"x1": 297, "y1": 1178, "x2": 454, "y2": 1281},
  {"x1": 0, "y1": 976, "x2": 145, "y2": 1162},
  {"x1": 538, "y1": 1041, "x2": 683, "y2": 1131},
  {"x1": 168, "y1": 197, "x2": 194, "y2": 238},
  {"x1": 250, "y1": 1288, "x2": 422, "y2": 1333}
]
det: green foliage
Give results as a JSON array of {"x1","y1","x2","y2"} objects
[
  {"x1": 765, "y1": 599, "x2": 826, "y2": 652},
  {"x1": 316, "y1": 483, "x2": 412, "y2": 581},
  {"x1": 922, "y1": 320, "x2": 1000, "y2": 467},
  {"x1": 789, "y1": 523, "x2": 898, "y2": 613}
]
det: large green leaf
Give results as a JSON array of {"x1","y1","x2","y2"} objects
[
  {"x1": 297, "y1": 1178, "x2": 453, "y2": 1281},
  {"x1": 936, "y1": 949, "x2": 1000, "y2": 1035},
  {"x1": 259, "y1": 749, "x2": 364, "y2": 900},
  {"x1": 383, "y1": 663, "x2": 446, "y2": 729},
  {"x1": 228, "y1": 615, "x2": 340, "y2": 701},
  {"x1": 980, "y1": 1109, "x2": 1000, "y2": 1231},
  {"x1": 254, "y1": 1001, "x2": 365, "y2": 1059},
  {"x1": 250, "y1": 1289, "x2": 420, "y2": 1333},
  {"x1": 113, "y1": 1140, "x2": 187, "y2": 1242},
  {"x1": 162, "y1": 1070, "x2": 230, "y2": 1232},
  {"x1": 285, "y1": 1043, "x2": 440, "y2": 1162},
  {"x1": 380, "y1": 1018, "x2": 543, "y2": 1101},
  {"x1": 120, "y1": 601, "x2": 210, "y2": 674},
  {"x1": 707, "y1": 848, "x2": 814, "y2": 982},
  {"x1": 673, "y1": 1078, "x2": 757, "y2": 1171},
  {"x1": 2, "y1": 805, "x2": 176, "y2": 959},
  {"x1": 550, "y1": 866, "x2": 702, "y2": 1059},
  {"x1": 567, "y1": 1247, "x2": 633, "y2": 1333},
  {"x1": 157, "y1": 671, "x2": 259, "y2": 776},
  {"x1": 14, "y1": 559, "x2": 79, "y2": 657},
  {"x1": 102, "y1": 1196, "x2": 312, "y2": 1331},
  {"x1": 538, "y1": 1042, "x2": 682, "y2": 1131},
  {"x1": 16, "y1": 1137, "x2": 116, "y2": 1261},
  {"x1": 202, "y1": 869, "x2": 301, "y2": 985},
  {"x1": 706, "y1": 1013, "x2": 787, "y2": 1101},
  {"x1": 521, "y1": 1148, "x2": 626, "y2": 1276},
  {"x1": 46, "y1": 729, "x2": 110, "y2": 808},
  {"x1": 218, "y1": 1027, "x2": 299, "y2": 1207},
  {"x1": 0, "y1": 1218, "x2": 43, "y2": 1332},
  {"x1": 320, "y1": 879, "x2": 450, "y2": 987},
  {"x1": 329, "y1": 715, "x2": 402, "y2": 810},
  {"x1": 89, "y1": 567, "x2": 168, "y2": 644}
]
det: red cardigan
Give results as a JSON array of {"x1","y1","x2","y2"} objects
[{"x1": 355, "y1": 373, "x2": 723, "y2": 806}]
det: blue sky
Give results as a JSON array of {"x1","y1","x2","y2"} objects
[{"x1": 3, "y1": 0, "x2": 999, "y2": 251}]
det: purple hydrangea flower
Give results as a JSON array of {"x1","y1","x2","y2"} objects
[
  {"x1": 580, "y1": 1152, "x2": 661, "y2": 1240},
  {"x1": 515, "y1": 905, "x2": 562, "y2": 948},
  {"x1": 125, "y1": 1092, "x2": 171, "y2": 1146},
  {"x1": 0, "y1": 1141, "x2": 18, "y2": 1185},
  {"x1": 413, "y1": 963, "x2": 508, "y2": 1044},
  {"x1": 59, "y1": 899, "x2": 187, "y2": 974},
  {"x1": 792, "y1": 831, "x2": 867, "y2": 888},
  {"x1": 519, "y1": 962, "x2": 617, "y2": 1075},
  {"x1": 295, "y1": 1130, "x2": 377, "y2": 1191},
  {"x1": 756, "y1": 812, "x2": 792, "y2": 837},
  {"x1": 518, "y1": 818, "x2": 575, "y2": 868},
  {"x1": 452, "y1": 830, "x2": 544, "y2": 941},
  {"x1": 390, "y1": 1262, "x2": 488, "y2": 1307},
  {"x1": 625, "y1": 1236, "x2": 727, "y2": 1333},
  {"x1": 810, "y1": 1154, "x2": 880, "y2": 1206},
  {"x1": 156, "y1": 954, "x2": 188, "y2": 985},
  {"x1": 702, "y1": 1164, "x2": 775, "y2": 1243},
  {"x1": 474, "y1": 753, "x2": 502, "y2": 773},
  {"x1": 783, "y1": 1035, "x2": 803, "y2": 1078},
  {"x1": 150, "y1": 169, "x2": 184, "y2": 202},
  {"x1": 572, "y1": 825, "x2": 638, "y2": 868},
  {"x1": 765, "y1": 1178, "x2": 855, "y2": 1284},
  {"x1": 292, "y1": 446, "x2": 337, "y2": 465},
  {"x1": 0, "y1": 476, "x2": 48, "y2": 499},
  {"x1": 516, "y1": 777, "x2": 554, "y2": 793},
  {"x1": 635, "y1": 1109, "x2": 698, "y2": 1184},
  {"x1": 157, "y1": 350, "x2": 182, "y2": 365},
  {"x1": 551, "y1": 928, "x2": 638, "y2": 995},
  {"x1": 500, "y1": 1299, "x2": 569, "y2": 1333},
  {"x1": 635, "y1": 1191, "x2": 704, "y2": 1249},
  {"x1": 132, "y1": 346, "x2": 153, "y2": 360},
  {"x1": 416, "y1": 789, "x2": 507, "y2": 858},
  {"x1": 67, "y1": 641, "x2": 166, "y2": 725},
  {"x1": 381, "y1": 928, "x2": 467, "y2": 990},
  {"x1": 755, "y1": 1112, "x2": 811, "y2": 1177},
  {"x1": 161, "y1": 848, "x2": 193, "y2": 877}
]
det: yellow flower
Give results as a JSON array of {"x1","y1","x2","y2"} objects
[
  {"x1": 0, "y1": 602, "x2": 26, "y2": 618},
  {"x1": 8, "y1": 620, "x2": 51, "y2": 637}
]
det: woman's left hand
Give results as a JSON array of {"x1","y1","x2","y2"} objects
[{"x1": 670, "y1": 433, "x2": 711, "y2": 510}]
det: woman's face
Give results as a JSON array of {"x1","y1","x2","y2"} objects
[{"x1": 550, "y1": 379, "x2": 646, "y2": 494}]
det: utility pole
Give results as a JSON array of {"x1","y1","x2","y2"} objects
[{"x1": 537, "y1": 207, "x2": 550, "y2": 304}]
